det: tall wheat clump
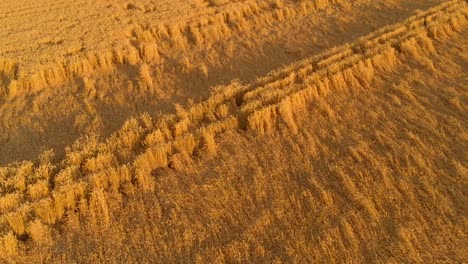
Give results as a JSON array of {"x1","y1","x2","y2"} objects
[
  {"x1": 34, "y1": 198, "x2": 60, "y2": 225},
  {"x1": 247, "y1": 106, "x2": 277, "y2": 135},
  {"x1": 28, "y1": 220, "x2": 53, "y2": 247},
  {"x1": 202, "y1": 129, "x2": 217, "y2": 156},
  {"x1": 89, "y1": 188, "x2": 111, "y2": 228},
  {"x1": 1, "y1": 232, "x2": 18, "y2": 256},
  {"x1": 133, "y1": 145, "x2": 172, "y2": 191},
  {"x1": 0, "y1": 193, "x2": 22, "y2": 213},
  {"x1": 278, "y1": 97, "x2": 299, "y2": 134},
  {"x1": 6, "y1": 211, "x2": 27, "y2": 236},
  {"x1": 28, "y1": 180, "x2": 50, "y2": 201}
]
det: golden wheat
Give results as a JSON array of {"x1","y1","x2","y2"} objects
[{"x1": 0, "y1": 0, "x2": 466, "y2": 262}]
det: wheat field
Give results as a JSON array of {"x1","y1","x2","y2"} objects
[{"x1": 0, "y1": 0, "x2": 467, "y2": 263}]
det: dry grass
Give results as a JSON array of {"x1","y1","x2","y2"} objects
[
  {"x1": 1, "y1": 0, "x2": 446, "y2": 165},
  {"x1": 0, "y1": 0, "x2": 467, "y2": 262},
  {"x1": 0, "y1": 0, "x2": 375, "y2": 98}
]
